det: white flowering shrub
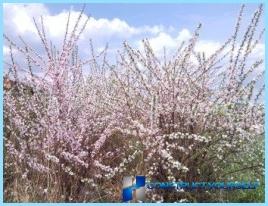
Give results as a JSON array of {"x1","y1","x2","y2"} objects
[{"x1": 4, "y1": 4, "x2": 264, "y2": 202}]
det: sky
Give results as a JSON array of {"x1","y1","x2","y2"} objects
[
  {"x1": 3, "y1": 3, "x2": 265, "y2": 73},
  {"x1": 45, "y1": 3, "x2": 261, "y2": 41}
]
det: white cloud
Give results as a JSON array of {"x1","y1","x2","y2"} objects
[
  {"x1": 251, "y1": 43, "x2": 264, "y2": 59},
  {"x1": 3, "y1": 3, "x2": 264, "y2": 74},
  {"x1": 3, "y1": 3, "x2": 169, "y2": 57},
  {"x1": 44, "y1": 12, "x2": 141, "y2": 39},
  {"x1": 195, "y1": 40, "x2": 221, "y2": 57},
  {"x1": 4, "y1": 3, "x2": 49, "y2": 35},
  {"x1": 3, "y1": 45, "x2": 10, "y2": 56},
  {"x1": 177, "y1": 29, "x2": 192, "y2": 41},
  {"x1": 137, "y1": 28, "x2": 225, "y2": 61},
  {"x1": 149, "y1": 32, "x2": 177, "y2": 51},
  {"x1": 3, "y1": 3, "x2": 165, "y2": 42},
  {"x1": 139, "y1": 28, "x2": 192, "y2": 54}
]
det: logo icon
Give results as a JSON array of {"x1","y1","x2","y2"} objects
[{"x1": 122, "y1": 176, "x2": 146, "y2": 202}]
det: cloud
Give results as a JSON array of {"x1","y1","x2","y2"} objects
[
  {"x1": 3, "y1": 3, "x2": 264, "y2": 75},
  {"x1": 138, "y1": 28, "x2": 222, "y2": 58},
  {"x1": 4, "y1": 4, "x2": 164, "y2": 44},
  {"x1": 43, "y1": 12, "x2": 140, "y2": 40},
  {"x1": 4, "y1": 4, "x2": 49, "y2": 35},
  {"x1": 3, "y1": 45, "x2": 10, "y2": 56},
  {"x1": 250, "y1": 43, "x2": 264, "y2": 59},
  {"x1": 195, "y1": 40, "x2": 221, "y2": 56},
  {"x1": 136, "y1": 28, "x2": 192, "y2": 56},
  {"x1": 3, "y1": 3, "x2": 170, "y2": 62}
]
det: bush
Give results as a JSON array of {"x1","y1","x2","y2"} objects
[{"x1": 4, "y1": 4, "x2": 264, "y2": 202}]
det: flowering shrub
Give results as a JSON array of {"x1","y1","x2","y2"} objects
[{"x1": 4, "y1": 5, "x2": 264, "y2": 202}]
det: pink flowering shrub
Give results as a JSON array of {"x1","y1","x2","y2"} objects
[{"x1": 4, "y1": 5, "x2": 264, "y2": 202}]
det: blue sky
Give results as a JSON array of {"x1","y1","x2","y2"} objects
[
  {"x1": 3, "y1": 3, "x2": 264, "y2": 73},
  {"x1": 45, "y1": 3, "x2": 263, "y2": 41}
]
